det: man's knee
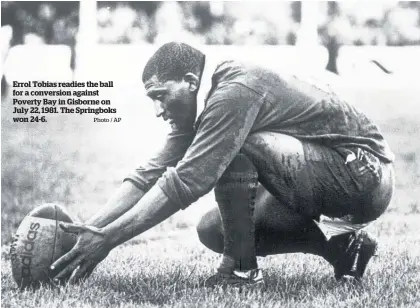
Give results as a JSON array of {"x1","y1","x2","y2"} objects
[
  {"x1": 242, "y1": 132, "x2": 305, "y2": 168},
  {"x1": 215, "y1": 153, "x2": 258, "y2": 198},
  {"x1": 196, "y1": 208, "x2": 223, "y2": 253},
  {"x1": 214, "y1": 153, "x2": 259, "y2": 224},
  {"x1": 218, "y1": 153, "x2": 258, "y2": 181}
]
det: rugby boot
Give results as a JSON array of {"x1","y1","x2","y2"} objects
[
  {"x1": 327, "y1": 230, "x2": 378, "y2": 280},
  {"x1": 203, "y1": 268, "x2": 264, "y2": 288}
]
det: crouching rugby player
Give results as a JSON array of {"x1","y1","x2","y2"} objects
[{"x1": 51, "y1": 42, "x2": 395, "y2": 287}]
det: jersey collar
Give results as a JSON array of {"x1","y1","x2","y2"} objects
[{"x1": 195, "y1": 55, "x2": 219, "y2": 123}]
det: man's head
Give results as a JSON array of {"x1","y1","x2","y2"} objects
[{"x1": 142, "y1": 42, "x2": 205, "y2": 130}]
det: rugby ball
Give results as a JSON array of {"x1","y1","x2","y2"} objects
[{"x1": 10, "y1": 203, "x2": 77, "y2": 289}]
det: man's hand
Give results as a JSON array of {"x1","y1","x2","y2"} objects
[{"x1": 51, "y1": 223, "x2": 111, "y2": 284}]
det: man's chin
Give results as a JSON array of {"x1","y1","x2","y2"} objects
[
  {"x1": 170, "y1": 121, "x2": 181, "y2": 130},
  {"x1": 170, "y1": 121, "x2": 193, "y2": 131}
]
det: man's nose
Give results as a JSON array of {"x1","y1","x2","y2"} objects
[{"x1": 154, "y1": 100, "x2": 165, "y2": 117}]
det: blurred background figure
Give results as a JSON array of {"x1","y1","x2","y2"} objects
[
  {"x1": 1, "y1": 25, "x2": 12, "y2": 66},
  {"x1": 1, "y1": 25, "x2": 12, "y2": 97}
]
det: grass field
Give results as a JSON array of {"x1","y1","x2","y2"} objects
[{"x1": 1, "y1": 83, "x2": 420, "y2": 308}]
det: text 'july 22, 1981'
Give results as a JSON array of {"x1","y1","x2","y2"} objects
[{"x1": 11, "y1": 80, "x2": 121, "y2": 123}]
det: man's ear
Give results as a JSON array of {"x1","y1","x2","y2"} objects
[{"x1": 184, "y1": 73, "x2": 200, "y2": 92}]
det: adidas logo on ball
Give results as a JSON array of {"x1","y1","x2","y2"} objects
[{"x1": 20, "y1": 222, "x2": 40, "y2": 279}]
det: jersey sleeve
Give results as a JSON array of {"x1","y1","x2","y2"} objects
[{"x1": 124, "y1": 127, "x2": 195, "y2": 192}]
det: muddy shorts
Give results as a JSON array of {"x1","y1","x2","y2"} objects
[{"x1": 302, "y1": 143, "x2": 394, "y2": 223}]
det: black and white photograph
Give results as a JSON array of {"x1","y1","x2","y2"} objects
[{"x1": 1, "y1": 1, "x2": 420, "y2": 307}]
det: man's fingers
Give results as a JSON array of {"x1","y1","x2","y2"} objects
[
  {"x1": 50, "y1": 247, "x2": 79, "y2": 271},
  {"x1": 59, "y1": 223, "x2": 103, "y2": 236},
  {"x1": 69, "y1": 261, "x2": 97, "y2": 284},
  {"x1": 59, "y1": 222, "x2": 84, "y2": 234},
  {"x1": 54, "y1": 255, "x2": 84, "y2": 280}
]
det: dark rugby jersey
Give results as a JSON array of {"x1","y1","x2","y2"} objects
[{"x1": 125, "y1": 60, "x2": 395, "y2": 209}]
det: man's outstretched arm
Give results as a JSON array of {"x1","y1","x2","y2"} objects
[
  {"x1": 103, "y1": 183, "x2": 179, "y2": 247},
  {"x1": 51, "y1": 182, "x2": 179, "y2": 282},
  {"x1": 85, "y1": 181, "x2": 146, "y2": 228}
]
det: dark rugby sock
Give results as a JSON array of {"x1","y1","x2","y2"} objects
[
  {"x1": 215, "y1": 153, "x2": 259, "y2": 272},
  {"x1": 255, "y1": 219, "x2": 329, "y2": 259}
]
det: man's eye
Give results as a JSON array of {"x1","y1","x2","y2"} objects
[{"x1": 156, "y1": 94, "x2": 164, "y2": 100}]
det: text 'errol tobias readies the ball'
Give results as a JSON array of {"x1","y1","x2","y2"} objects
[{"x1": 42, "y1": 42, "x2": 394, "y2": 287}]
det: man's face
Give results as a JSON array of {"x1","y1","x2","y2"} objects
[{"x1": 144, "y1": 75, "x2": 197, "y2": 130}]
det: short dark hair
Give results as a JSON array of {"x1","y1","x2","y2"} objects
[{"x1": 142, "y1": 42, "x2": 205, "y2": 83}]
